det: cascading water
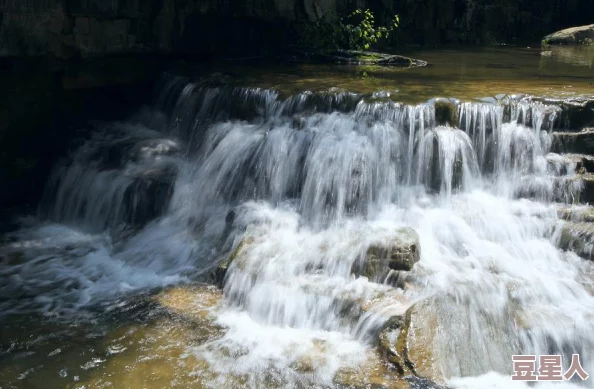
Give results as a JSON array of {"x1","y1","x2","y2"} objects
[{"x1": 1, "y1": 74, "x2": 593, "y2": 389}]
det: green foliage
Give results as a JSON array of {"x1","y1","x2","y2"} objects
[
  {"x1": 340, "y1": 9, "x2": 400, "y2": 51},
  {"x1": 297, "y1": 9, "x2": 400, "y2": 51}
]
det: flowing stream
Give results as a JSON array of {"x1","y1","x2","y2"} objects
[{"x1": 1, "y1": 73, "x2": 594, "y2": 389}]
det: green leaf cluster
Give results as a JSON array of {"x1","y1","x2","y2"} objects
[
  {"x1": 297, "y1": 9, "x2": 400, "y2": 51},
  {"x1": 340, "y1": 9, "x2": 400, "y2": 51}
]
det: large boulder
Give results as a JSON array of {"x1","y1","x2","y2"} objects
[
  {"x1": 543, "y1": 24, "x2": 594, "y2": 45},
  {"x1": 357, "y1": 227, "x2": 421, "y2": 282},
  {"x1": 378, "y1": 295, "x2": 522, "y2": 383}
]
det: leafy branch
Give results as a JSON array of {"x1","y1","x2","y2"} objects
[
  {"x1": 340, "y1": 9, "x2": 400, "y2": 51},
  {"x1": 297, "y1": 9, "x2": 400, "y2": 52}
]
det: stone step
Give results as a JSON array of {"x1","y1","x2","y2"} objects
[
  {"x1": 514, "y1": 173, "x2": 594, "y2": 205},
  {"x1": 551, "y1": 128, "x2": 594, "y2": 154},
  {"x1": 536, "y1": 97, "x2": 594, "y2": 131},
  {"x1": 557, "y1": 205, "x2": 594, "y2": 223},
  {"x1": 555, "y1": 221, "x2": 594, "y2": 261},
  {"x1": 554, "y1": 205, "x2": 594, "y2": 261},
  {"x1": 571, "y1": 173, "x2": 594, "y2": 204},
  {"x1": 546, "y1": 153, "x2": 594, "y2": 175}
]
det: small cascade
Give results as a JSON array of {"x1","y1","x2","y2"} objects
[
  {"x1": 458, "y1": 102, "x2": 503, "y2": 171},
  {"x1": 2, "y1": 76, "x2": 594, "y2": 389},
  {"x1": 41, "y1": 124, "x2": 181, "y2": 232},
  {"x1": 416, "y1": 126, "x2": 481, "y2": 197}
]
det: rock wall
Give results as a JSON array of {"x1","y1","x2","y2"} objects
[
  {"x1": 0, "y1": 0, "x2": 372, "y2": 58},
  {"x1": 2, "y1": 0, "x2": 594, "y2": 58}
]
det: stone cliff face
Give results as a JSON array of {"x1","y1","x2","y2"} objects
[
  {"x1": 2, "y1": 0, "x2": 593, "y2": 58},
  {"x1": 0, "y1": 0, "x2": 372, "y2": 58}
]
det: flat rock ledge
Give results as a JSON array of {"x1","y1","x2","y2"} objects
[
  {"x1": 287, "y1": 50, "x2": 428, "y2": 67},
  {"x1": 543, "y1": 24, "x2": 594, "y2": 45}
]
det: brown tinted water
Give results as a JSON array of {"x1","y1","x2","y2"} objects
[{"x1": 219, "y1": 46, "x2": 594, "y2": 103}]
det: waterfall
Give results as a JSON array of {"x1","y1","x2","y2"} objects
[{"x1": 1, "y1": 76, "x2": 593, "y2": 389}]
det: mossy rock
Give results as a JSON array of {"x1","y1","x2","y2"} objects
[
  {"x1": 434, "y1": 99, "x2": 459, "y2": 127},
  {"x1": 377, "y1": 315, "x2": 408, "y2": 375},
  {"x1": 377, "y1": 299, "x2": 442, "y2": 383},
  {"x1": 213, "y1": 236, "x2": 255, "y2": 286},
  {"x1": 289, "y1": 50, "x2": 427, "y2": 68}
]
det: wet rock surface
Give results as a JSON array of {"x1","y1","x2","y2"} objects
[
  {"x1": 557, "y1": 205, "x2": 594, "y2": 223},
  {"x1": 544, "y1": 24, "x2": 594, "y2": 45},
  {"x1": 212, "y1": 235, "x2": 255, "y2": 286},
  {"x1": 433, "y1": 99, "x2": 458, "y2": 127},
  {"x1": 552, "y1": 128, "x2": 594, "y2": 154},
  {"x1": 290, "y1": 50, "x2": 428, "y2": 68},
  {"x1": 556, "y1": 221, "x2": 594, "y2": 260}
]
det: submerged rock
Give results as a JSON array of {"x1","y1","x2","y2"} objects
[
  {"x1": 334, "y1": 349, "x2": 411, "y2": 389},
  {"x1": 357, "y1": 227, "x2": 421, "y2": 282},
  {"x1": 290, "y1": 50, "x2": 427, "y2": 68},
  {"x1": 543, "y1": 24, "x2": 594, "y2": 45}
]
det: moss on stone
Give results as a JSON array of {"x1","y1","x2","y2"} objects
[
  {"x1": 214, "y1": 236, "x2": 255, "y2": 285},
  {"x1": 434, "y1": 99, "x2": 459, "y2": 127}
]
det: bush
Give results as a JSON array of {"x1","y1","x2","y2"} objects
[
  {"x1": 297, "y1": 9, "x2": 400, "y2": 52},
  {"x1": 341, "y1": 9, "x2": 400, "y2": 51}
]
